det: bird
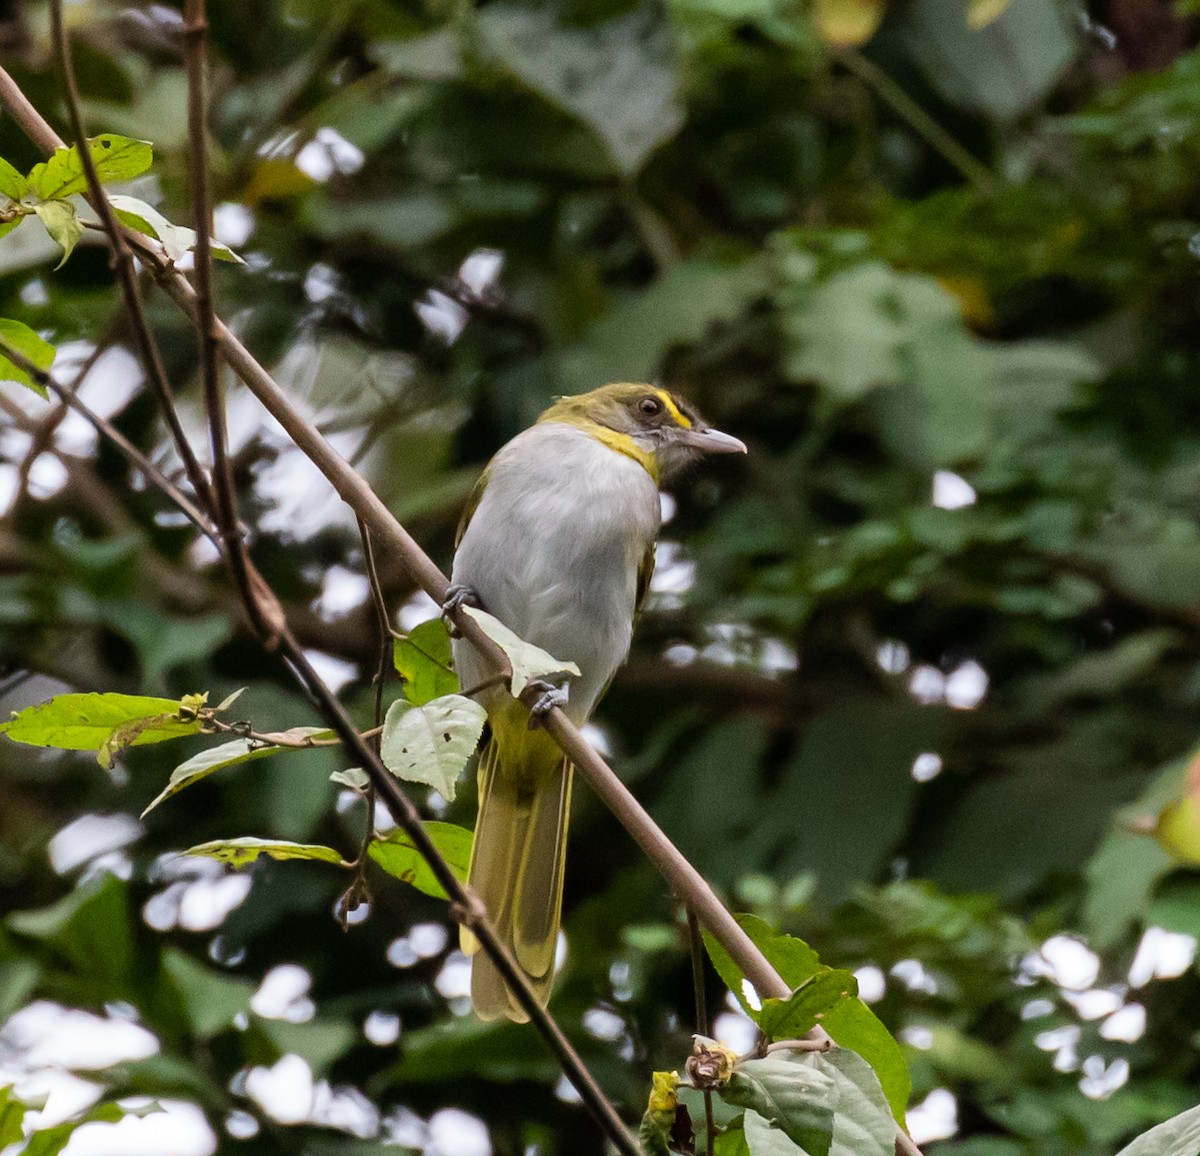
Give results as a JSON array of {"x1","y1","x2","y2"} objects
[{"x1": 448, "y1": 382, "x2": 746, "y2": 1021}]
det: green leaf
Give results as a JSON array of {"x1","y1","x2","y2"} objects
[
  {"x1": 142, "y1": 733, "x2": 327, "y2": 817},
  {"x1": 380, "y1": 693, "x2": 487, "y2": 803},
  {"x1": 724, "y1": 1052, "x2": 835, "y2": 1156},
  {"x1": 759, "y1": 970, "x2": 858, "y2": 1042},
  {"x1": 702, "y1": 913, "x2": 821, "y2": 1020},
  {"x1": 27, "y1": 135, "x2": 153, "y2": 200},
  {"x1": 0, "y1": 692, "x2": 204, "y2": 762},
  {"x1": 820, "y1": 1000, "x2": 910, "y2": 1128},
  {"x1": 369, "y1": 820, "x2": 473, "y2": 899},
  {"x1": 0, "y1": 157, "x2": 27, "y2": 200},
  {"x1": 1115, "y1": 1104, "x2": 1200, "y2": 1156},
  {"x1": 818, "y1": 1050, "x2": 894, "y2": 1156},
  {"x1": 182, "y1": 838, "x2": 348, "y2": 868},
  {"x1": 479, "y1": 2, "x2": 683, "y2": 175},
  {"x1": 744, "y1": 1109, "x2": 807, "y2": 1155},
  {"x1": 161, "y1": 947, "x2": 255, "y2": 1037},
  {"x1": 714, "y1": 1117, "x2": 753, "y2": 1156},
  {"x1": 33, "y1": 200, "x2": 84, "y2": 268},
  {"x1": 461, "y1": 607, "x2": 581, "y2": 697},
  {"x1": 108, "y1": 194, "x2": 244, "y2": 263},
  {"x1": 0, "y1": 317, "x2": 55, "y2": 399},
  {"x1": 394, "y1": 618, "x2": 458, "y2": 704},
  {"x1": 0, "y1": 1086, "x2": 28, "y2": 1147}
]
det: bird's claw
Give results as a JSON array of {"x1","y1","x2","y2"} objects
[
  {"x1": 442, "y1": 583, "x2": 480, "y2": 637},
  {"x1": 526, "y1": 679, "x2": 568, "y2": 729}
]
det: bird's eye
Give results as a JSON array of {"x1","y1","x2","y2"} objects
[{"x1": 638, "y1": 396, "x2": 662, "y2": 417}]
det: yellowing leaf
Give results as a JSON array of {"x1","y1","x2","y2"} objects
[
  {"x1": 0, "y1": 692, "x2": 204, "y2": 756},
  {"x1": 182, "y1": 838, "x2": 348, "y2": 868},
  {"x1": 813, "y1": 0, "x2": 887, "y2": 46},
  {"x1": 33, "y1": 200, "x2": 84, "y2": 268},
  {"x1": 27, "y1": 135, "x2": 153, "y2": 201},
  {"x1": 0, "y1": 157, "x2": 27, "y2": 201},
  {"x1": 967, "y1": 0, "x2": 1013, "y2": 29}
]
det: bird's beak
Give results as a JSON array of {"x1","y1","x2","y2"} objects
[{"x1": 679, "y1": 425, "x2": 748, "y2": 455}]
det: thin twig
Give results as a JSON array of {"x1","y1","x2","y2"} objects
[
  {"x1": 833, "y1": 47, "x2": 998, "y2": 195},
  {"x1": 686, "y1": 908, "x2": 716, "y2": 1155},
  {"x1": 355, "y1": 517, "x2": 387, "y2": 871},
  {"x1": 48, "y1": 1, "x2": 217, "y2": 518}
]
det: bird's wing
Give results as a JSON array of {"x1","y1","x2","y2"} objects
[
  {"x1": 634, "y1": 540, "x2": 655, "y2": 621},
  {"x1": 455, "y1": 465, "x2": 491, "y2": 547}
]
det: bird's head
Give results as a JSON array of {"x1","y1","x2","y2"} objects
[{"x1": 539, "y1": 383, "x2": 747, "y2": 482}]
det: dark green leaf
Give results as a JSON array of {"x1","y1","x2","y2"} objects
[
  {"x1": 724, "y1": 1052, "x2": 835, "y2": 1156},
  {"x1": 368, "y1": 820, "x2": 473, "y2": 899}
]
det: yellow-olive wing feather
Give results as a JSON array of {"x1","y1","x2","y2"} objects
[{"x1": 455, "y1": 465, "x2": 490, "y2": 547}]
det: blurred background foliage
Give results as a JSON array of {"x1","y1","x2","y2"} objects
[{"x1": 3, "y1": 0, "x2": 1200, "y2": 1152}]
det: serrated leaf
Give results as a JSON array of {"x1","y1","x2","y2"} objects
[
  {"x1": 142, "y1": 736, "x2": 313, "y2": 817},
  {"x1": 461, "y1": 607, "x2": 581, "y2": 698},
  {"x1": 182, "y1": 838, "x2": 348, "y2": 868},
  {"x1": 0, "y1": 692, "x2": 204, "y2": 754},
  {"x1": 380, "y1": 694, "x2": 486, "y2": 802},
  {"x1": 108, "y1": 194, "x2": 244, "y2": 264},
  {"x1": 33, "y1": 200, "x2": 84, "y2": 268},
  {"x1": 0, "y1": 317, "x2": 55, "y2": 399},
  {"x1": 1115, "y1": 1104, "x2": 1200, "y2": 1156},
  {"x1": 0, "y1": 157, "x2": 27, "y2": 201},
  {"x1": 759, "y1": 970, "x2": 858, "y2": 1041},
  {"x1": 394, "y1": 618, "x2": 457, "y2": 704},
  {"x1": 724, "y1": 1053, "x2": 835, "y2": 1156},
  {"x1": 368, "y1": 820, "x2": 473, "y2": 899},
  {"x1": 704, "y1": 915, "x2": 909, "y2": 1125},
  {"x1": 817, "y1": 1050, "x2": 893, "y2": 1156},
  {"x1": 27, "y1": 135, "x2": 153, "y2": 201}
]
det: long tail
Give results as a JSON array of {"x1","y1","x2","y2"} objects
[{"x1": 460, "y1": 724, "x2": 573, "y2": 1022}]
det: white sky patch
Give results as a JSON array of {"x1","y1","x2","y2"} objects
[
  {"x1": 907, "y1": 1088, "x2": 958, "y2": 1144},
  {"x1": 1079, "y1": 1055, "x2": 1129, "y2": 1101},
  {"x1": 251, "y1": 965, "x2": 315, "y2": 1023},
  {"x1": 1128, "y1": 926, "x2": 1197, "y2": 988},
  {"x1": 554, "y1": 1074, "x2": 583, "y2": 1105},
  {"x1": 901, "y1": 1026, "x2": 934, "y2": 1050},
  {"x1": 659, "y1": 491, "x2": 677, "y2": 524},
  {"x1": 302, "y1": 649, "x2": 359, "y2": 694},
  {"x1": 74, "y1": 346, "x2": 143, "y2": 419},
  {"x1": 295, "y1": 128, "x2": 365, "y2": 182},
  {"x1": 1061, "y1": 987, "x2": 1123, "y2": 1020},
  {"x1": 0, "y1": 1002, "x2": 159, "y2": 1071},
  {"x1": 382, "y1": 1106, "x2": 428, "y2": 1148},
  {"x1": 891, "y1": 959, "x2": 938, "y2": 994},
  {"x1": 61, "y1": 1098, "x2": 217, "y2": 1156},
  {"x1": 143, "y1": 856, "x2": 252, "y2": 934},
  {"x1": 931, "y1": 470, "x2": 977, "y2": 510},
  {"x1": 1100, "y1": 1002, "x2": 1146, "y2": 1042},
  {"x1": 398, "y1": 589, "x2": 441, "y2": 631},
  {"x1": 49, "y1": 814, "x2": 143, "y2": 875},
  {"x1": 457, "y1": 248, "x2": 504, "y2": 303},
  {"x1": 409, "y1": 923, "x2": 449, "y2": 959},
  {"x1": 740, "y1": 979, "x2": 762, "y2": 1012},
  {"x1": 309, "y1": 1083, "x2": 379, "y2": 1138},
  {"x1": 20, "y1": 277, "x2": 49, "y2": 306},
  {"x1": 0, "y1": 463, "x2": 20, "y2": 517},
  {"x1": 649, "y1": 541, "x2": 696, "y2": 602},
  {"x1": 304, "y1": 263, "x2": 340, "y2": 304},
  {"x1": 427, "y1": 1109, "x2": 491, "y2": 1156},
  {"x1": 313, "y1": 565, "x2": 371, "y2": 620},
  {"x1": 1021, "y1": 998, "x2": 1055, "y2": 1020},
  {"x1": 224, "y1": 1110, "x2": 259, "y2": 1139},
  {"x1": 434, "y1": 952, "x2": 472, "y2": 1000},
  {"x1": 1034, "y1": 935, "x2": 1102, "y2": 991},
  {"x1": 877, "y1": 640, "x2": 910, "y2": 674},
  {"x1": 12, "y1": 1069, "x2": 103, "y2": 1129},
  {"x1": 712, "y1": 1010, "x2": 757, "y2": 1056},
  {"x1": 387, "y1": 937, "x2": 419, "y2": 969},
  {"x1": 908, "y1": 665, "x2": 945, "y2": 705},
  {"x1": 582, "y1": 1007, "x2": 625, "y2": 1043},
  {"x1": 177, "y1": 874, "x2": 253, "y2": 932},
  {"x1": 1034, "y1": 1023, "x2": 1080, "y2": 1072},
  {"x1": 911, "y1": 752, "x2": 943, "y2": 783},
  {"x1": 662, "y1": 643, "x2": 698, "y2": 667},
  {"x1": 580, "y1": 722, "x2": 611, "y2": 759},
  {"x1": 246, "y1": 1054, "x2": 314, "y2": 1125},
  {"x1": 254, "y1": 438, "x2": 362, "y2": 539},
  {"x1": 414, "y1": 290, "x2": 469, "y2": 345},
  {"x1": 213, "y1": 203, "x2": 255, "y2": 248},
  {"x1": 363, "y1": 1011, "x2": 401, "y2": 1046},
  {"x1": 854, "y1": 965, "x2": 886, "y2": 1003},
  {"x1": 944, "y1": 660, "x2": 988, "y2": 710},
  {"x1": 27, "y1": 453, "x2": 69, "y2": 499}
]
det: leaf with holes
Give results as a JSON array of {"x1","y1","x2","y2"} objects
[
  {"x1": 462, "y1": 607, "x2": 580, "y2": 698},
  {"x1": 380, "y1": 694, "x2": 486, "y2": 802},
  {"x1": 182, "y1": 838, "x2": 348, "y2": 869},
  {"x1": 369, "y1": 820, "x2": 473, "y2": 899},
  {"x1": 27, "y1": 135, "x2": 153, "y2": 201},
  {"x1": 0, "y1": 318, "x2": 55, "y2": 399},
  {"x1": 758, "y1": 969, "x2": 859, "y2": 1042}
]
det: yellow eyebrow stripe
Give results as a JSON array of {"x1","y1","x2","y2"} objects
[{"x1": 657, "y1": 390, "x2": 692, "y2": 428}]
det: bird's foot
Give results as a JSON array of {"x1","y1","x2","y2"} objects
[
  {"x1": 442, "y1": 583, "x2": 480, "y2": 636},
  {"x1": 525, "y1": 679, "x2": 569, "y2": 729}
]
